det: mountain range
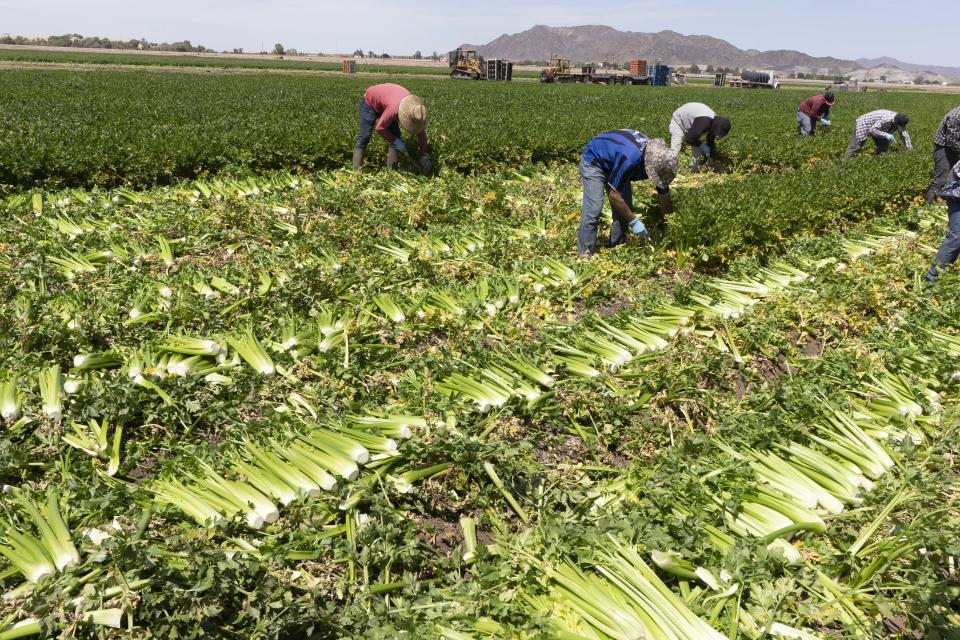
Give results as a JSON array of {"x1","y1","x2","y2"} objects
[{"x1": 461, "y1": 25, "x2": 960, "y2": 80}]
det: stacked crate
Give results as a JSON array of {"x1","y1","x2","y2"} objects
[
  {"x1": 652, "y1": 64, "x2": 670, "y2": 86},
  {"x1": 484, "y1": 59, "x2": 514, "y2": 81},
  {"x1": 342, "y1": 59, "x2": 356, "y2": 74},
  {"x1": 629, "y1": 59, "x2": 647, "y2": 77}
]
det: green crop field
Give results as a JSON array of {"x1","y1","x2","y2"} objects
[
  {"x1": 0, "y1": 68, "x2": 956, "y2": 194},
  {"x1": 0, "y1": 66, "x2": 959, "y2": 639}
]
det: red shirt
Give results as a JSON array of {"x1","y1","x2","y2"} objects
[
  {"x1": 799, "y1": 95, "x2": 832, "y2": 121},
  {"x1": 364, "y1": 83, "x2": 429, "y2": 154}
]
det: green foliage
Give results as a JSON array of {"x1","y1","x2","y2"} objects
[
  {"x1": 1, "y1": 72, "x2": 959, "y2": 638},
  {"x1": 672, "y1": 152, "x2": 927, "y2": 263},
  {"x1": 1, "y1": 68, "x2": 956, "y2": 192}
]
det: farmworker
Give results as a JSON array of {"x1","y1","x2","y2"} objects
[
  {"x1": 926, "y1": 159, "x2": 960, "y2": 282},
  {"x1": 669, "y1": 102, "x2": 731, "y2": 173},
  {"x1": 924, "y1": 106, "x2": 960, "y2": 203},
  {"x1": 577, "y1": 130, "x2": 679, "y2": 257},
  {"x1": 844, "y1": 110, "x2": 912, "y2": 160},
  {"x1": 353, "y1": 83, "x2": 431, "y2": 172},
  {"x1": 796, "y1": 92, "x2": 835, "y2": 136}
]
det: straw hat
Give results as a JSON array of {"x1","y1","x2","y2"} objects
[
  {"x1": 644, "y1": 138, "x2": 679, "y2": 191},
  {"x1": 399, "y1": 95, "x2": 427, "y2": 135}
]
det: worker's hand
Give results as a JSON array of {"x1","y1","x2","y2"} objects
[
  {"x1": 419, "y1": 154, "x2": 432, "y2": 172},
  {"x1": 390, "y1": 139, "x2": 408, "y2": 155},
  {"x1": 628, "y1": 218, "x2": 648, "y2": 238},
  {"x1": 883, "y1": 133, "x2": 896, "y2": 143},
  {"x1": 820, "y1": 118, "x2": 831, "y2": 126},
  {"x1": 698, "y1": 142, "x2": 711, "y2": 157}
]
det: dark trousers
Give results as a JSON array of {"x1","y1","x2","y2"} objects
[
  {"x1": 844, "y1": 134, "x2": 890, "y2": 160},
  {"x1": 928, "y1": 198, "x2": 960, "y2": 281},
  {"x1": 931, "y1": 145, "x2": 960, "y2": 189},
  {"x1": 355, "y1": 98, "x2": 400, "y2": 150}
]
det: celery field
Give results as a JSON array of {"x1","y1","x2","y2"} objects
[{"x1": 0, "y1": 67, "x2": 959, "y2": 639}]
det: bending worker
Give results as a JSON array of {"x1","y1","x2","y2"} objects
[
  {"x1": 797, "y1": 92, "x2": 835, "y2": 136},
  {"x1": 669, "y1": 102, "x2": 731, "y2": 173},
  {"x1": 353, "y1": 83, "x2": 431, "y2": 172},
  {"x1": 844, "y1": 110, "x2": 911, "y2": 160},
  {"x1": 577, "y1": 130, "x2": 678, "y2": 257},
  {"x1": 925, "y1": 106, "x2": 960, "y2": 203}
]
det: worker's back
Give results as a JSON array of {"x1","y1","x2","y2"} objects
[{"x1": 672, "y1": 103, "x2": 716, "y2": 131}]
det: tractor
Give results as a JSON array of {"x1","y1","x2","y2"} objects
[{"x1": 448, "y1": 48, "x2": 483, "y2": 80}]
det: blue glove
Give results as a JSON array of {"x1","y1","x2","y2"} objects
[
  {"x1": 883, "y1": 132, "x2": 896, "y2": 142},
  {"x1": 390, "y1": 138, "x2": 408, "y2": 154},
  {"x1": 698, "y1": 142, "x2": 711, "y2": 157},
  {"x1": 420, "y1": 154, "x2": 432, "y2": 171},
  {"x1": 820, "y1": 118, "x2": 831, "y2": 126},
  {"x1": 628, "y1": 218, "x2": 647, "y2": 237}
]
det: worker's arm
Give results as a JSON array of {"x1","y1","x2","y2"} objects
[
  {"x1": 607, "y1": 188, "x2": 636, "y2": 224},
  {"x1": 417, "y1": 131, "x2": 429, "y2": 156},
  {"x1": 610, "y1": 186, "x2": 672, "y2": 221},
  {"x1": 868, "y1": 117, "x2": 888, "y2": 139},
  {"x1": 374, "y1": 104, "x2": 401, "y2": 143},
  {"x1": 684, "y1": 117, "x2": 712, "y2": 145}
]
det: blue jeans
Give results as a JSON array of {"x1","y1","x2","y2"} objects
[
  {"x1": 577, "y1": 157, "x2": 633, "y2": 256},
  {"x1": 796, "y1": 111, "x2": 816, "y2": 136},
  {"x1": 927, "y1": 198, "x2": 960, "y2": 281},
  {"x1": 355, "y1": 98, "x2": 400, "y2": 150}
]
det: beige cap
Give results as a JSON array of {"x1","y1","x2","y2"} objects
[
  {"x1": 644, "y1": 138, "x2": 679, "y2": 191},
  {"x1": 399, "y1": 95, "x2": 427, "y2": 135}
]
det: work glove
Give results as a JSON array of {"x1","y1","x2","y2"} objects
[
  {"x1": 628, "y1": 218, "x2": 648, "y2": 239},
  {"x1": 883, "y1": 133, "x2": 896, "y2": 143},
  {"x1": 698, "y1": 142, "x2": 711, "y2": 157},
  {"x1": 390, "y1": 138, "x2": 408, "y2": 155},
  {"x1": 419, "y1": 155, "x2": 432, "y2": 171},
  {"x1": 820, "y1": 118, "x2": 831, "y2": 126}
]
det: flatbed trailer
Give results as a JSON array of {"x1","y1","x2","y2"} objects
[{"x1": 542, "y1": 66, "x2": 651, "y2": 85}]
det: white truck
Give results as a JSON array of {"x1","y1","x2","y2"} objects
[{"x1": 716, "y1": 69, "x2": 781, "y2": 89}]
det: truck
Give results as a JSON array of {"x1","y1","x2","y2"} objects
[{"x1": 716, "y1": 69, "x2": 781, "y2": 89}]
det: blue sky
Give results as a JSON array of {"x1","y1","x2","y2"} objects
[{"x1": 2, "y1": 0, "x2": 956, "y2": 66}]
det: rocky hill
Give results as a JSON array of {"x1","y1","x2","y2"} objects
[
  {"x1": 848, "y1": 64, "x2": 952, "y2": 85},
  {"x1": 460, "y1": 25, "x2": 957, "y2": 79},
  {"x1": 857, "y1": 57, "x2": 960, "y2": 82}
]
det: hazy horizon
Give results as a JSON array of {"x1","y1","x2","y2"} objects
[{"x1": 2, "y1": 0, "x2": 956, "y2": 67}]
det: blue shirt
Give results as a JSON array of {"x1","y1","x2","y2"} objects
[{"x1": 582, "y1": 130, "x2": 651, "y2": 193}]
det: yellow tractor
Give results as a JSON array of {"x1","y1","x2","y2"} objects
[
  {"x1": 448, "y1": 48, "x2": 483, "y2": 80},
  {"x1": 539, "y1": 55, "x2": 571, "y2": 83}
]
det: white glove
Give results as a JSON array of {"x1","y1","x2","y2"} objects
[{"x1": 628, "y1": 218, "x2": 648, "y2": 239}]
